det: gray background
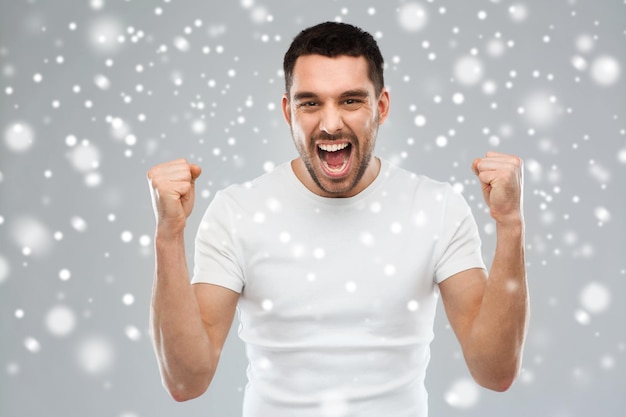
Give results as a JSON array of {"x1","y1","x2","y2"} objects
[{"x1": 1, "y1": 0, "x2": 625, "y2": 416}]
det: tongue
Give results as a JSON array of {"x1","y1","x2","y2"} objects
[{"x1": 324, "y1": 147, "x2": 349, "y2": 168}]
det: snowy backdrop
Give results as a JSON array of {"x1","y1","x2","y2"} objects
[{"x1": 1, "y1": 1, "x2": 625, "y2": 416}]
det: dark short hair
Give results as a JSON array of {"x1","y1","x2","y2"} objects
[{"x1": 283, "y1": 22, "x2": 385, "y2": 97}]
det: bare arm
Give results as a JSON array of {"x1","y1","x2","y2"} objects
[
  {"x1": 439, "y1": 152, "x2": 529, "y2": 392},
  {"x1": 148, "y1": 159, "x2": 239, "y2": 401}
]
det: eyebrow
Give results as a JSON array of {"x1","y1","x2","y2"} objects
[
  {"x1": 339, "y1": 89, "x2": 370, "y2": 99},
  {"x1": 292, "y1": 92, "x2": 318, "y2": 102},
  {"x1": 292, "y1": 89, "x2": 370, "y2": 102}
]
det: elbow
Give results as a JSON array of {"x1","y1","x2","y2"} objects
[
  {"x1": 474, "y1": 367, "x2": 520, "y2": 393},
  {"x1": 163, "y1": 377, "x2": 211, "y2": 402},
  {"x1": 156, "y1": 355, "x2": 216, "y2": 402},
  {"x1": 467, "y1": 347, "x2": 524, "y2": 392},
  {"x1": 170, "y1": 390, "x2": 201, "y2": 403},
  {"x1": 479, "y1": 375, "x2": 516, "y2": 392}
]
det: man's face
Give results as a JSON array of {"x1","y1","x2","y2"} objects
[{"x1": 282, "y1": 54, "x2": 390, "y2": 198}]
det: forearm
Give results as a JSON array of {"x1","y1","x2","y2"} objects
[
  {"x1": 466, "y1": 220, "x2": 529, "y2": 390},
  {"x1": 150, "y1": 231, "x2": 213, "y2": 400}
]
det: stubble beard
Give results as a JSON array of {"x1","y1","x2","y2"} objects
[{"x1": 292, "y1": 123, "x2": 379, "y2": 197}]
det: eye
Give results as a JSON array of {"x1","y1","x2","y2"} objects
[{"x1": 343, "y1": 98, "x2": 363, "y2": 108}]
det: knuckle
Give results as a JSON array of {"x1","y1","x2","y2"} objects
[{"x1": 150, "y1": 177, "x2": 164, "y2": 190}]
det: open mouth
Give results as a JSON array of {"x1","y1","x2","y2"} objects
[{"x1": 317, "y1": 142, "x2": 352, "y2": 177}]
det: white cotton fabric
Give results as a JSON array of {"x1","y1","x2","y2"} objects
[{"x1": 192, "y1": 159, "x2": 486, "y2": 417}]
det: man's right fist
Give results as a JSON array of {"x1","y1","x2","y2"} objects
[{"x1": 147, "y1": 158, "x2": 202, "y2": 236}]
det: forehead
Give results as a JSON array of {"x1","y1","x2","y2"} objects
[{"x1": 290, "y1": 54, "x2": 374, "y2": 97}]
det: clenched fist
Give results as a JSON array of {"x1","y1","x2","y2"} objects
[
  {"x1": 472, "y1": 152, "x2": 524, "y2": 226},
  {"x1": 147, "y1": 158, "x2": 202, "y2": 237}
]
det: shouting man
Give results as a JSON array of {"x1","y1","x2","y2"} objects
[{"x1": 147, "y1": 21, "x2": 529, "y2": 417}]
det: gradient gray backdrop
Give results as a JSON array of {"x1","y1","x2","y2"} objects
[{"x1": 1, "y1": 1, "x2": 625, "y2": 416}]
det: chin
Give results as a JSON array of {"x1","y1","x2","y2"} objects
[{"x1": 315, "y1": 171, "x2": 361, "y2": 197}]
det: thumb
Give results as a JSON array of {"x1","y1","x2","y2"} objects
[
  {"x1": 471, "y1": 158, "x2": 481, "y2": 176},
  {"x1": 189, "y1": 164, "x2": 202, "y2": 182}
]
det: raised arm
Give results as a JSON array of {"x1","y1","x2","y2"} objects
[
  {"x1": 439, "y1": 152, "x2": 529, "y2": 392},
  {"x1": 147, "y1": 159, "x2": 239, "y2": 401}
]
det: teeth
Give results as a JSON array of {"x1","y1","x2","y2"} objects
[{"x1": 318, "y1": 143, "x2": 349, "y2": 152}]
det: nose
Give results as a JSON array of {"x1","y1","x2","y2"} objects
[{"x1": 319, "y1": 104, "x2": 344, "y2": 135}]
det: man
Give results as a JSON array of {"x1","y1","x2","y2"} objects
[{"x1": 147, "y1": 22, "x2": 528, "y2": 416}]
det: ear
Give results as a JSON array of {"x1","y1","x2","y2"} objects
[
  {"x1": 377, "y1": 88, "x2": 391, "y2": 125},
  {"x1": 281, "y1": 93, "x2": 292, "y2": 126}
]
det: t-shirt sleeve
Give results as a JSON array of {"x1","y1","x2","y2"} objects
[
  {"x1": 433, "y1": 185, "x2": 486, "y2": 283},
  {"x1": 191, "y1": 191, "x2": 245, "y2": 293}
]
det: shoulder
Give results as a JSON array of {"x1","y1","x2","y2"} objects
[
  {"x1": 216, "y1": 162, "x2": 292, "y2": 202},
  {"x1": 382, "y1": 160, "x2": 456, "y2": 198},
  {"x1": 201, "y1": 163, "x2": 296, "y2": 223},
  {"x1": 381, "y1": 160, "x2": 472, "y2": 219}
]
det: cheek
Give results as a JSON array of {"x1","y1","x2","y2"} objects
[
  {"x1": 347, "y1": 113, "x2": 376, "y2": 134},
  {"x1": 291, "y1": 115, "x2": 315, "y2": 140},
  {"x1": 291, "y1": 124, "x2": 307, "y2": 142}
]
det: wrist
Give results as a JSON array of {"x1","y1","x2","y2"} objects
[
  {"x1": 493, "y1": 210, "x2": 524, "y2": 228},
  {"x1": 155, "y1": 223, "x2": 186, "y2": 243},
  {"x1": 495, "y1": 216, "x2": 525, "y2": 239}
]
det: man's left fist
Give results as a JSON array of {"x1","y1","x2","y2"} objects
[{"x1": 472, "y1": 151, "x2": 524, "y2": 226}]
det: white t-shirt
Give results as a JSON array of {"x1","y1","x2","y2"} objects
[{"x1": 192, "y1": 159, "x2": 485, "y2": 417}]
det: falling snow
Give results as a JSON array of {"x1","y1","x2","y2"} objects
[
  {"x1": 1, "y1": 1, "x2": 624, "y2": 417},
  {"x1": 444, "y1": 378, "x2": 481, "y2": 409},
  {"x1": 76, "y1": 336, "x2": 115, "y2": 375},
  {"x1": 45, "y1": 305, "x2": 77, "y2": 337},
  {"x1": 3, "y1": 122, "x2": 35, "y2": 152}
]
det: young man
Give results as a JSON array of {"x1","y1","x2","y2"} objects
[{"x1": 147, "y1": 22, "x2": 528, "y2": 416}]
